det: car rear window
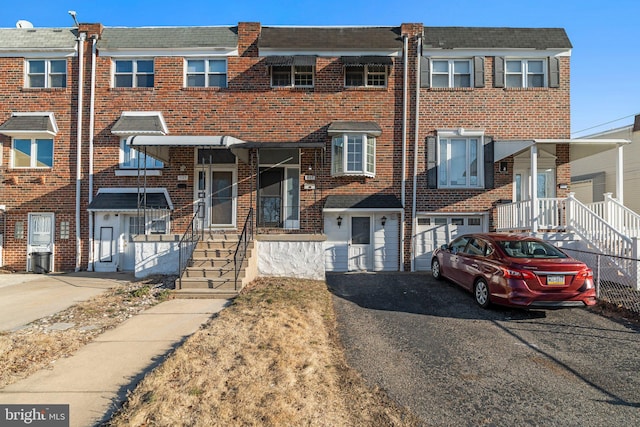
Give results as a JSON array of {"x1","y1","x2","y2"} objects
[{"x1": 497, "y1": 240, "x2": 568, "y2": 258}]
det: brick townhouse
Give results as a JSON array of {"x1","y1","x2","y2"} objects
[{"x1": 0, "y1": 20, "x2": 579, "y2": 280}]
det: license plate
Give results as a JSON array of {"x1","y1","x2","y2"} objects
[{"x1": 546, "y1": 275, "x2": 565, "y2": 286}]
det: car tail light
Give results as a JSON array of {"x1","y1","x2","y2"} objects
[
  {"x1": 578, "y1": 268, "x2": 594, "y2": 289},
  {"x1": 502, "y1": 267, "x2": 536, "y2": 280}
]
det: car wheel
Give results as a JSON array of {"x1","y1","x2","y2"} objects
[
  {"x1": 432, "y1": 259, "x2": 443, "y2": 280},
  {"x1": 474, "y1": 279, "x2": 490, "y2": 308}
]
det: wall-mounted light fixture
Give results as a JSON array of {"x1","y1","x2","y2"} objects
[
  {"x1": 337, "y1": 215, "x2": 343, "y2": 228},
  {"x1": 381, "y1": 216, "x2": 387, "y2": 227}
]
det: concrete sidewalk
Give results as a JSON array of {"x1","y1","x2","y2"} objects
[
  {"x1": 0, "y1": 272, "x2": 133, "y2": 331},
  {"x1": 0, "y1": 298, "x2": 228, "y2": 427}
]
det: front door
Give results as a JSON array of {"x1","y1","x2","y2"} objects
[
  {"x1": 348, "y1": 216, "x2": 372, "y2": 271},
  {"x1": 197, "y1": 168, "x2": 236, "y2": 228},
  {"x1": 27, "y1": 213, "x2": 54, "y2": 272}
]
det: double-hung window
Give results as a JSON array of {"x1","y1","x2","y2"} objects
[
  {"x1": 331, "y1": 133, "x2": 376, "y2": 177},
  {"x1": 345, "y1": 65, "x2": 387, "y2": 87},
  {"x1": 120, "y1": 139, "x2": 163, "y2": 169},
  {"x1": 186, "y1": 59, "x2": 227, "y2": 88},
  {"x1": 12, "y1": 138, "x2": 53, "y2": 168},
  {"x1": 505, "y1": 59, "x2": 545, "y2": 88},
  {"x1": 438, "y1": 133, "x2": 483, "y2": 188},
  {"x1": 431, "y1": 59, "x2": 471, "y2": 88},
  {"x1": 27, "y1": 59, "x2": 67, "y2": 88},
  {"x1": 114, "y1": 59, "x2": 154, "y2": 88},
  {"x1": 271, "y1": 65, "x2": 314, "y2": 87}
]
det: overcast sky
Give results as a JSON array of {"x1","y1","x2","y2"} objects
[{"x1": 2, "y1": 0, "x2": 638, "y2": 137}]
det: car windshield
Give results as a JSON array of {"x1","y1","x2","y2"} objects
[{"x1": 497, "y1": 240, "x2": 568, "y2": 259}]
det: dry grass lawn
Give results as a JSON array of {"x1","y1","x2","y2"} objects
[{"x1": 108, "y1": 278, "x2": 422, "y2": 426}]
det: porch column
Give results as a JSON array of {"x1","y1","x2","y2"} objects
[
  {"x1": 530, "y1": 144, "x2": 538, "y2": 233},
  {"x1": 616, "y1": 144, "x2": 624, "y2": 205}
]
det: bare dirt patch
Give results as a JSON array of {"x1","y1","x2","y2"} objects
[
  {"x1": 107, "y1": 278, "x2": 422, "y2": 427},
  {"x1": 0, "y1": 276, "x2": 173, "y2": 388}
]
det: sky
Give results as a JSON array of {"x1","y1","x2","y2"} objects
[{"x1": 1, "y1": 0, "x2": 638, "y2": 137}]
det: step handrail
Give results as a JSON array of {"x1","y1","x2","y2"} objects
[
  {"x1": 234, "y1": 208, "x2": 254, "y2": 290},
  {"x1": 178, "y1": 210, "x2": 202, "y2": 289}
]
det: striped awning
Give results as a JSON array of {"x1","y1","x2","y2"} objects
[
  {"x1": 264, "y1": 55, "x2": 317, "y2": 66},
  {"x1": 341, "y1": 56, "x2": 393, "y2": 66}
]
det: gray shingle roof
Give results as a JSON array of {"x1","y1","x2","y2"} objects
[
  {"x1": 423, "y1": 27, "x2": 572, "y2": 50},
  {"x1": 98, "y1": 26, "x2": 238, "y2": 50},
  {"x1": 111, "y1": 115, "x2": 166, "y2": 135},
  {"x1": 259, "y1": 27, "x2": 402, "y2": 50},
  {"x1": 88, "y1": 192, "x2": 170, "y2": 211},
  {"x1": 328, "y1": 121, "x2": 382, "y2": 135},
  {"x1": 0, "y1": 28, "x2": 76, "y2": 50},
  {"x1": 0, "y1": 114, "x2": 56, "y2": 134},
  {"x1": 324, "y1": 194, "x2": 402, "y2": 210}
]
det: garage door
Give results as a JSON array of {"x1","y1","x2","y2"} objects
[{"x1": 414, "y1": 215, "x2": 485, "y2": 271}]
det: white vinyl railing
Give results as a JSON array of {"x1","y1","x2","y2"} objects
[
  {"x1": 586, "y1": 193, "x2": 640, "y2": 237},
  {"x1": 496, "y1": 198, "x2": 565, "y2": 231}
]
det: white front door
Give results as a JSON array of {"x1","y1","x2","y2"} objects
[
  {"x1": 348, "y1": 216, "x2": 372, "y2": 271},
  {"x1": 197, "y1": 168, "x2": 237, "y2": 228},
  {"x1": 515, "y1": 168, "x2": 556, "y2": 201},
  {"x1": 94, "y1": 213, "x2": 120, "y2": 272},
  {"x1": 27, "y1": 213, "x2": 54, "y2": 272}
]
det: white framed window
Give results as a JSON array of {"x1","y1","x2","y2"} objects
[
  {"x1": 331, "y1": 133, "x2": 376, "y2": 177},
  {"x1": 11, "y1": 138, "x2": 53, "y2": 168},
  {"x1": 26, "y1": 59, "x2": 67, "y2": 88},
  {"x1": 271, "y1": 65, "x2": 314, "y2": 87},
  {"x1": 120, "y1": 139, "x2": 163, "y2": 169},
  {"x1": 186, "y1": 59, "x2": 227, "y2": 88},
  {"x1": 114, "y1": 59, "x2": 154, "y2": 88},
  {"x1": 345, "y1": 65, "x2": 387, "y2": 87},
  {"x1": 505, "y1": 59, "x2": 546, "y2": 88},
  {"x1": 431, "y1": 59, "x2": 471, "y2": 88},
  {"x1": 437, "y1": 133, "x2": 483, "y2": 188}
]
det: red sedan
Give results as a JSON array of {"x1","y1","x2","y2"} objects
[{"x1": 431, "y1": 233, "x2": 596, "y2": 309}]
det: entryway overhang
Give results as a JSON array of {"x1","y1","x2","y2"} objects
[
  {"x1": 87, "y1": 188, "x2": 173, "y2": 212},
  {"x1": 126, "y1": 135, "x2": 246, "y2": 163},
  {"x1": 494, "y1": 138, "x2": 630, "y2": 162},
  {"x1": 323, "y1": 194, "x2": 403, "y2": 212}
]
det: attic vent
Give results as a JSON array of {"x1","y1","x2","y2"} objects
[{"x1": 53, "y1": 29, "x2": 62, "y2": 33}]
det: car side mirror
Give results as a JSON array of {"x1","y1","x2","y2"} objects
[{"x1": 440, "y1": 244, "x2": 448, "y2": 251}]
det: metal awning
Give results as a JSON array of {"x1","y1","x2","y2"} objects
[
  {"x1": 494, "y1": 138, "x2": 631, "y2": 162},
  {"x1": 87, "y1": 189, "x2": 173, "y2": 212},
  {"x1": 230, "y1": 141, "x2": 325, "y2": 164},
  {"x1": 327, "y1": 121, "x2": 382, "y2": 136},
  {"x1": 264, "y1": 55, "x2": 317, "y2": 66},
  {"x1": 323, "y1": 194, "x2": 403, "y2": 211},
  {"x1": 341, "y1": 56, "x2": 393, "y2": 66},
  {"x1": 127, "y1": 135, "x2": 245, "y2": 163},
  {"x1": 0, "y1": 112, "x2": 58, "y2": 137},
  {"x1": 111, "y1": 112, "x2": 168, "y2": 136}
]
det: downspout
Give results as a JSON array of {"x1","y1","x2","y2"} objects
[
  {"x1": 410, "y1": 36, "x2": 422, "y2": 271},
  {"x1": 75, "y1": 32, "x2": 86, "y2": 271},
  {"x1": 400, "y1": 34, "x2": 408, "y2": 271},
  {"x1": 87, "y1": 35, "x2": 97, "y2": 271}
]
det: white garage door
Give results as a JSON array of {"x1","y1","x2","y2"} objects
[{"x1": 414, "y1": 215, "x2": 485, "y2": 271}]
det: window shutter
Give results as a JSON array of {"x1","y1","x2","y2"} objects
[
  {"x1": 484, "y1": 136, "x2": 494, "y2": 189},
  {"x1": 474, "y1": 56, "x2": 485, "y2": 88},
  {"x1": 420, "y1": 57, "x2": 430, "y2": 88},
  {"x1": 548, "y1": 56, "x2": 560, "y2": 88},
  {"x1": 494, "y1": 57, "x2": 505, "y2": 88},
  {"x1": 426, "y1": 136, "x2": 437, "y2": 189}
]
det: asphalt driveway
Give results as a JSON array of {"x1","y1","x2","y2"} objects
[{"x1": 327, "y1": 272, "x2": 640, "y2": 427}]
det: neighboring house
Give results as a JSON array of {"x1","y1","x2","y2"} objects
[
  {"x1": 571, "y1": 115, "x2": 638, "y2": 212},
  {"x1": 0, "y1": 20, "x2": 627, "y2": 280}
]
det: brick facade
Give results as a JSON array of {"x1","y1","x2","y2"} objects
[{"x1": 0, "y1": 21, "x2": 573, "y2": 273}]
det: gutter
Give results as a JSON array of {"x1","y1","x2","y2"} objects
[
  {"x1": 75, "y1": 32, "x2": 86, "y2": 272},
  {"x1": 87, "y1": 35, "x2": 97, "y2": 271},
  {"x1": 410, "y1": 36, "x2": 422, "y2": 271},
  {"x1": 400, "y1": 34, "x2": 408, "y2": 271}
]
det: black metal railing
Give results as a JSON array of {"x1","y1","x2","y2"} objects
[
  {"x1": 178, "y1": 211, "x2": 202, "y2": 288},
  {"x1": 234, "y1": 208, "x2": 254, "y2": 290}
]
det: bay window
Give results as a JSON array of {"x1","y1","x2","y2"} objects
[{"x1": 332, "y1": 133, "x2": 376, "y2": 177}]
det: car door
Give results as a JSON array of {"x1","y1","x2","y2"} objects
[
  {"x1": 441, "y1": 235, "x2": 471, "y2": 285},
  {"x1": 457, "y1": 237, "x2": 487, "y2": 290}
]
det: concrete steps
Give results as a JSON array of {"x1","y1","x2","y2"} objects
[{"x1": 174, "y1": 234, "x2": 254, "y2": 299}]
